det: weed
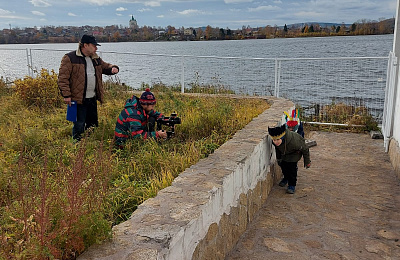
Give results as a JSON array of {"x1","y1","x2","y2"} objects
[{"x1": 0, "y1": 76, "x2": 11, "y2": 97}]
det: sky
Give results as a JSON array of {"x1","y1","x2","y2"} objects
[{"x1": 0, "y1": 0, "x2": 398, "y2": 30}]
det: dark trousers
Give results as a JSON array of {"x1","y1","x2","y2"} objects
[
  {"x1": 73, "y1": 97, "x2": 98, "y2": 140},
  {"x1": 280, "y1": 161, "x2": 298, "y2": 187}
]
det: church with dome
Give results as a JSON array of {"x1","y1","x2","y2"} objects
[{"x1": 129, "y1": 15, "x2": 138, "y2": 30}]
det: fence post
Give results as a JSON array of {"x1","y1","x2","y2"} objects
[
  {"x1": 181, "y1": 55, "x2": 185, "y2": 93},
  {"x1": 26, "y1": 48, "x2": 32, "y2": 77},
  {"x1": 274, "y1": 59, "x2": 278, "y2": 97},
  {"x1": 274, "y1": 59, "x2": 281, "y2": 98},
  {"x1": 30, "y1": 49, "x2": 34, "y2": 76},
  {"x1": 383, "y1": 52, "x2": 398, "y2": 152}
]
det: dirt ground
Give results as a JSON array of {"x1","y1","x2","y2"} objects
[{"x1": 226, "y1": 131, "x2": 400, "y2": 260}]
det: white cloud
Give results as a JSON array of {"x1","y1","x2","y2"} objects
[
  {"x1": 116, "y1": 13, "x2": 123, "y2": 16},
  {"x1": 144, "y1": 1, "x2": 161, "y2": 7},
  {"x1": 138, "y1": 8, "x2": 152, "y2": 12},
  {"x1": 157, "y1": 14, "x2": 164, "y2": 18},
  {"x1": 80, "y1": 0, "x2": 114, "y2": 5},
  {"x1": 116, "y1": 7, "x2": 127, "y2": 11},
  {"x1": 81, "y1": 0, "x2": 160, "y2": 7},
  {"x1": 32, "y1": 11, "x2": 46, "y2": 16},
  {"x1": 29, "y1": 0, "x2": 51, "y2": 7},
  {"x1": 0, "y1": 9, "x2": 13, "y2": 15},
  {"x1": 68, "y1": 12, "x2": 77, "y2": 16},
  {"x1": 177, "y1": 9, "x2": 201, "y2": 15},
  {"x1": 224, "y1": 0, "x2": 253, "y2": 3},
  {"x1": 273, "y1": 0, "x2": 282, "y2": 3},
  {"x1": 294, "y1": 11, "x2": 324, "y2": 18},
  {"x1": 0, "y1": 9, "x2": 29, "y2": 19},
  {"x1": 176, "y1": 9, "x2": 210, "y2": 16},
  {"x1": 248, "y1": 5, "x2": 280, "y2": 12}
]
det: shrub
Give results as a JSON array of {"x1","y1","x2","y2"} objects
[{"x1": 14, "y1": 69, "x2": 63, "y2": 109}]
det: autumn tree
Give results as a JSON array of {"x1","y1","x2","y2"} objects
[
  {"x1": 378, "y1": 18, "x2": 393, "y2": 34},
  {"x1": 205, "y1": 25, "x2": 212, "y2": 40},
  {"x1": 112, "y1": 31, "x2": 121, "y2": 42},
  {"x1": 142, "y1": 26, "x2": 154, "y2": 41},
  {"x1": 196, "y1": 27, "x2": 203, "y2": 40},
  {"x1": 260, "y1": 25, "x2": 275, "y2": 38}
]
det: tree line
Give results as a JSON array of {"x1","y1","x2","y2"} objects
[{"x1": 0, "y1": 18, "x2": 394, "y2": 44}]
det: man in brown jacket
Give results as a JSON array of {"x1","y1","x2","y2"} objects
[{"x1": 58, "y1": 34, "x2": 119, "y2": 141}]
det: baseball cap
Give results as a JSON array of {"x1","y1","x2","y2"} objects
[{"x1": 80, "y1": 34, "x2": 101, "y2": 46}]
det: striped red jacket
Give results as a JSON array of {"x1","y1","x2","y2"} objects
[{"x1": 114, "y1": 95, "x2": 163, "y2": 146}]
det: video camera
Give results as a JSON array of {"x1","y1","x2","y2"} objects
[{"x1": 156, "y1": 113, "x2": 181, "y2": 138}]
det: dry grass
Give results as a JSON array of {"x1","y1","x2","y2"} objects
[{"x1": 0, "y1": 74, "x2": 270, "y2": 259}]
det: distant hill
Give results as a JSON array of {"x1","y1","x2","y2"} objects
[
  {"x1": 283, "y1": 22, "x2": 351, "y2": 29},
  {"x1": 282, "y1": 18, "x2": 395, "y2": 29}
]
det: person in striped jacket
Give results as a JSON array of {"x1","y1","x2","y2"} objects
[{"x1": 114, "y1": 88, "x2": 167, "y2": 147}]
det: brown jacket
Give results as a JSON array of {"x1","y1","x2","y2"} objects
[{"x1": 58, "y1": 46, "x2": 119, "y2": 104}]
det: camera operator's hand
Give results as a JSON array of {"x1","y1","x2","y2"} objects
[{"x1": 157, "y1": 130, "x2": 168, "y2": 139}]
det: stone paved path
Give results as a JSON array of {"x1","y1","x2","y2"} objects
[{"x1": 226, "y1": 131, "x2": 400, "y2": 260}]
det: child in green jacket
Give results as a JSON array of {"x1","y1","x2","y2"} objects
[{"x1": 268, "y1": 124, "x2": 311, "y2": 194}]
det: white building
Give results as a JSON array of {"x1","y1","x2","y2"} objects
[
  {"x1": 129, "y1": 15, "x2": 138, "y2": 30},
  {"x1": 385, "y1": 0, "x2": 400, "y2": 178}
]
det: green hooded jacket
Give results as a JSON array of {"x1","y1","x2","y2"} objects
[{"x1": 273, "y1": 129, "x2": 311, "y2": 167}]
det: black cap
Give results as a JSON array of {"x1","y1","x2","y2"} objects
[
  {"x1": 81, "y1": 34, "x2": 101, "y2": 46},
  {"x1": 268, "y1": 124, "x2": 286, "y2": 140}
]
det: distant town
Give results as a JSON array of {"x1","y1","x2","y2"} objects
[{"x1": 0, "y1": 16, "x2": 395, "y2": 44}]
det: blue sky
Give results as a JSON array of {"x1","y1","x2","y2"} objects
[{"x1": 0, "y1": 0, "x2": 397, "y2": 30}]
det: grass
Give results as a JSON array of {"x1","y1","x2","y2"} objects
[{"x1": 0, "y1": 75, "x2": 270, "y2": 259}]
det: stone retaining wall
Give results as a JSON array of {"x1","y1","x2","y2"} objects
[{"x1": 78, "y1": 97, "x2": 294, "y2": 260}]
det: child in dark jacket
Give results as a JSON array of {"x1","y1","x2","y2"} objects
[
  {"x1": 114, "y1": 88, "x2": 167, "y2": 147},
  {"x1": 268, "y1": 124, "x2": 311, "y2": 194}
]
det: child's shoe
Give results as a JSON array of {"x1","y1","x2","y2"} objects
[
  {"x1": 279, "y1": 179, "x2": 288, "y2": 187},
  {"x1": 287, "y1": 186, "x2": 295, "y2": 194}
]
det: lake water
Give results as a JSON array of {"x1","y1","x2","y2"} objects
[
  {"x1": 0, "y1": 34, "x2": 393, "y2": 83},
  {"x1": 0, "y1": 34, "x2": 394, "y2": 122}
]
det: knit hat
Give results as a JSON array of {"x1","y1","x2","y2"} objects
[
  {"x1": 268, "y1": 125, "x2": 286, "y2": 140},
  {"x1": 139, "y1": 88, "x2": 156, "y2": 105},
  {"x1": 286, "y1": 120, "x2": 298, "y2": 128}
]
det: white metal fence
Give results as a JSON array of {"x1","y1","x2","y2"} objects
[
  {"x1": 0, "y1": 48, "x2": 389, "y2": 125},
  {"x1": 274, "y1": 56, "x2": 388, "y2": 125}
]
